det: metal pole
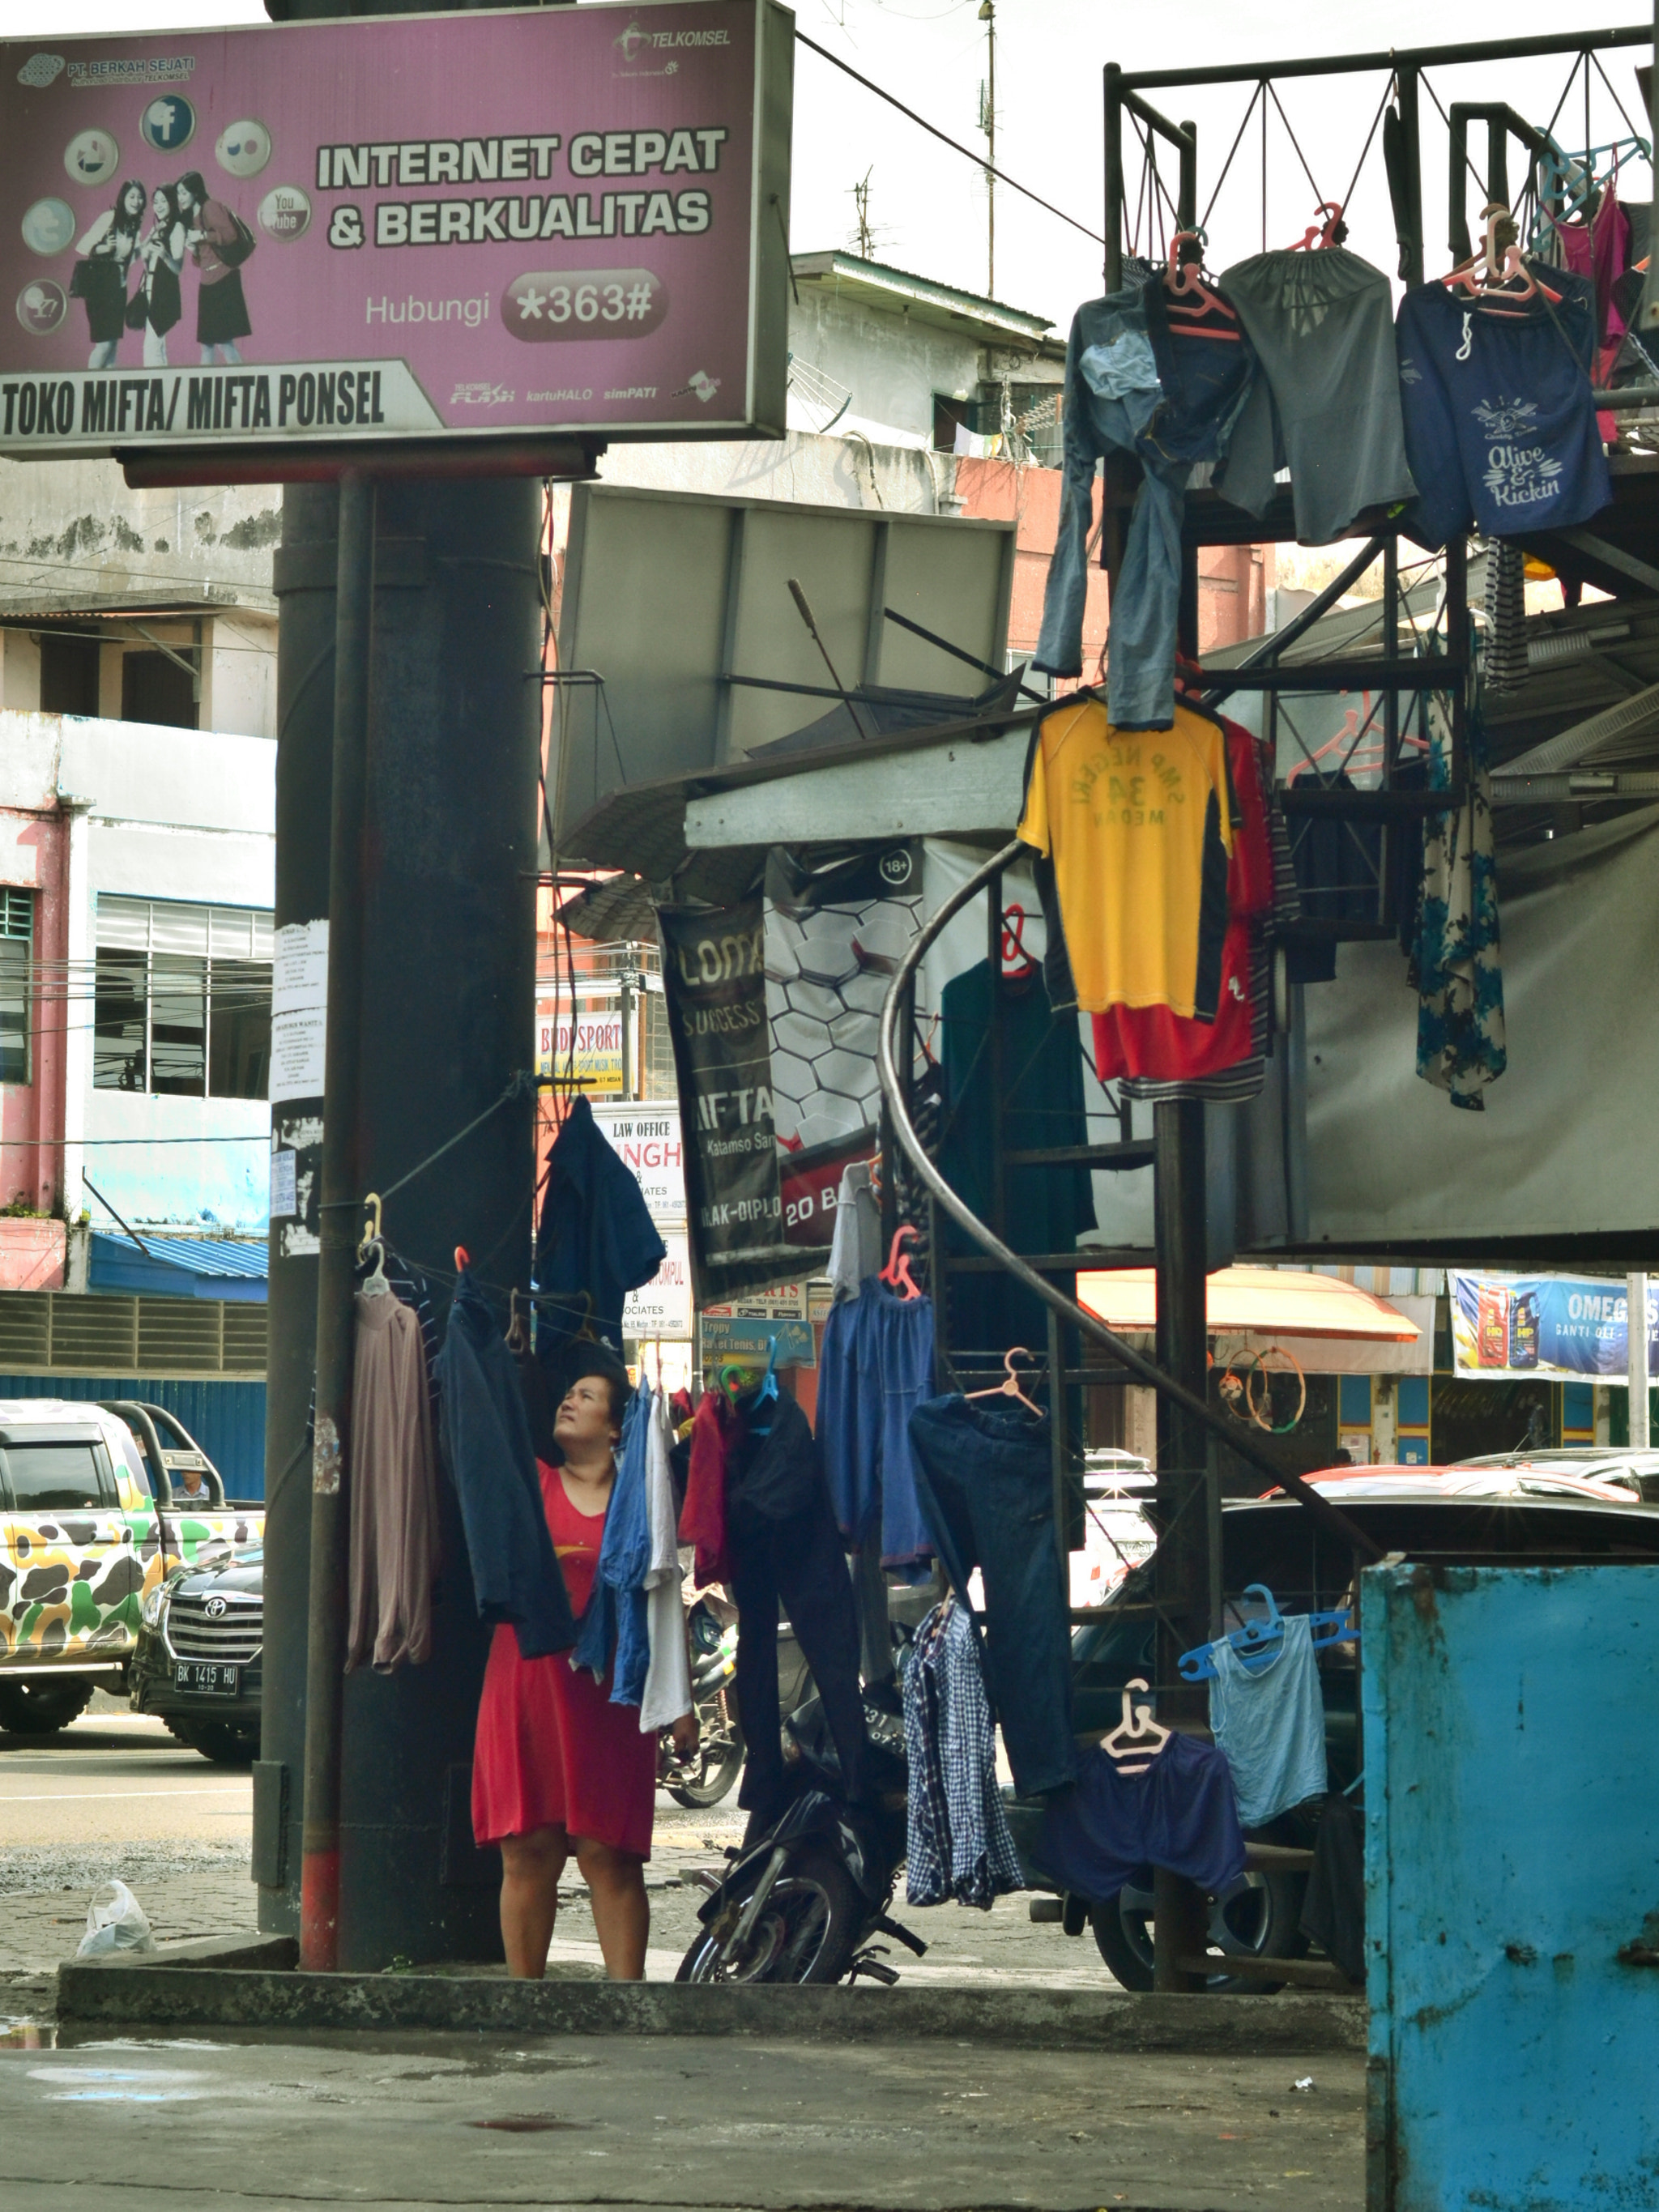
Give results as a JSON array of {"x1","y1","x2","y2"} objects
[
  {"x1": 298, "y1": 467, "x2": 375, "y2": 1975},
  {"x1": 1630, "y1": 1273, "x2": 1651, "y2": 1449},
  {"x1": 1644, "y1": 0, "x2": 1659, "y2": 337},
  {"x1": 1152, "y1": 1095, "x2": 1210, "y2": 1993},
  {"x1": 1103, "y1": 63, "x2": 1124, "y2": 291},
  {"x1": 1396, "y1": 65, "x2": 1425, "y2": 288}
]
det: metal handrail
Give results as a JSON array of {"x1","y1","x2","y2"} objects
[{"x1": 874, "y1": 838, "x2": 1385, "y2": 1563}]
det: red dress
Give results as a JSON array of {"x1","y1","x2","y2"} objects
[{"x1": 471, "y1": 1463, "x2": 658, "y2": 1856}]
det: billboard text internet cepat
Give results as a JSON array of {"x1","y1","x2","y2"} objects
[{"x1": 0, "y1": 0, "x2": 792, "y2": 456}]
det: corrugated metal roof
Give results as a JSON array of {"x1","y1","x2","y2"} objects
[{"x1": 90, "y1": 1232, "x2": 267, "y2": 1301}]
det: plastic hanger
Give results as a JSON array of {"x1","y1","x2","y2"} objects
[
  {"x1": 1177, "y1": 1585, "x2": 1359, "y2": 1681},
  {"x1": 1000, "y1": 904, "x2": 1038, "y2": 979},
  {"x1": 748, "y1": 1337, "x2": 782, "y2": 1437},
  {"x1": 1162, "y1": 228, "x2": 1241, "y2": 337},
  {"x1": 880, "y1": 1225, "x2": 923, "y2": 1302},
  {"x1": 505, "y1": 1288, "x2": 527, "y2": 1353},
  {"x1": 1102, "y1": 1678, "x2": 1171, "y2": 1775},
  {"x1": 1439, "y1": 203, "x2": 1562, "y2": 314},
  {"x1": 1287, "y1": 199, "x2": 1346, "y2": 251},
  {"x1": 966, "y1": 1345, "x2": 1043, "y2": 1416},
  {"x1": 454, "y1": 1244, "x2": 471, "y2": 1273},
  {"x1": 356, "y1": 1194, "x2": 392, "y2": 1299}
]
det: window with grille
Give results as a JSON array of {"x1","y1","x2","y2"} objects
[
  {"x1": 0, "y1": 887, "x2": 32, "y2": 1087},
  {"x1": 94, "y1": 897, "x2": 273, "y2": 1100}
]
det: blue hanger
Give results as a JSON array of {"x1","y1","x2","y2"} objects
[
  {"x1": 1178, "y1": 1584, "x2": 1358, "y2": 1681},
  {"x1": 748, "y1": 1336, "x2": 782, "y2": 1436}
]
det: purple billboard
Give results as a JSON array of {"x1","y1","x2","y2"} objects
[{"x1": 0, "y1": 0, "x2": 792, "y2": 456}]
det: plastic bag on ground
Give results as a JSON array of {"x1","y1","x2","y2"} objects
[{"x1": 76, "y1": 1878, "x2": 157, "y2": 1957}]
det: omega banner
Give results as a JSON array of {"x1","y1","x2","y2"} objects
[
  {"x1": 0, "y1": 0, "x2": 791, "y2": 457},
  {"x1": 1451, "y1": 1269, "x2": 1659, "y2": 1384}
]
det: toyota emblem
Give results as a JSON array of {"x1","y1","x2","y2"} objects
[{"x1": 203, "y1": 1596, "x2": 228, "y2": 1617}]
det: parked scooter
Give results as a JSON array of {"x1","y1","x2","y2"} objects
[
  {"x1": 675, "y1": 1678, "x2": 922, "y2": 1984},
  {"x1": 657, "y1": 1591, "x2": 812, "y2": 1811}
]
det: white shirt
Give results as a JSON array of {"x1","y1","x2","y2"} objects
[{"x1": 638, "y1": 1388, "x2": 692, "y2": 1732}]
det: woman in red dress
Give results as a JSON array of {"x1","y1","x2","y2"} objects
[{"x1": 471, "y1": 1355, "x2": 697, "y2": 1978}]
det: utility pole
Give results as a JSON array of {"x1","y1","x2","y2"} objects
[
  {"x1": 979, "y1": 0, "x2": 996, "y2": 298},
  {"x1": 1630, "y1": 1273, "x2": 1651, "y2": 1449}
]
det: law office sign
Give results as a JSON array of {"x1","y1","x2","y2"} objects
[{"x1": 0, "y1": 0, "x2": 792, "y2": 458}]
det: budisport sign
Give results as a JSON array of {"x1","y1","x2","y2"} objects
[{"x1": 0, "y1": 1, "x2": 792, "y2": 457}]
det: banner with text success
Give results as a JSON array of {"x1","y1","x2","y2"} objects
[
  {"x1": 659, "y1": 897, "x2": 791, "y2": 1303},
  {"x1": 0, "y1": 0, "x2": 791, "y2": 455},
  {"x1": 1451, "y1": 1269, "x2": 1659, "y2": 1383}
]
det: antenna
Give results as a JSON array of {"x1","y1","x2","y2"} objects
[
  {"x1": 978, "y1": 0, "x2": 996, "y2": 297},
  {"x1": 851, "y1": 167, "x2": 874, "y2": 259}
]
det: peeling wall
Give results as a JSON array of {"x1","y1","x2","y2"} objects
[{"x1": 0, "y1": 457, "x2": 279, "y2": 612}]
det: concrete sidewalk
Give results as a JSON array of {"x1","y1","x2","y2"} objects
[{"x1": 4, "y1": 2018, "x2": 1363, "y2": 2211}]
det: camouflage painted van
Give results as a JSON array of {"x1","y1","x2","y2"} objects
[{"x1": 0, "y1": 1398, "x2": 261, "y2": 1734}]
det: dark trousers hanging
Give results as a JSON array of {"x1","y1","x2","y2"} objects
[
  {"x1": 729, "y1": 1485, "x2": 868, "y2": 1822},
  {"x1": 908, "y1": 1393, "x2": 1079, "y2": 1797}
]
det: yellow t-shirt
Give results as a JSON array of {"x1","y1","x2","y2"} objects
[{"x1": 1016, "y1": 696, "x2": 1235, "y2": 1020}]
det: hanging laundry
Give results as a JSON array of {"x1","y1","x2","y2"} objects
[
  {"x1": 1018, "y1": 693, "x2": 1235, "y2": 1021},
  {"x1": 1552, "y1": 181, "x2": 1632, "y2": 346},
  {"x1": 680, "y1": 1386, "x2": 739, "y2": 1587},
  {"x1": 1412, "y1": 693, "x2": 1505, "y2": 1110},
  {"x1": 826, "y1": 1158, "x2": 882, "y2": 1302},
  {"x1": 533, "y1": 1092, "x2": 667, "y2": 1400},
  {"x1": 435, "y1": 1268, "x2": 576, "y2": 1660},
  {"x1": 723, "y1": 1391, "x2": 868, "y2": 1821},
  {"x1": 1216, "y1": 246, "x2": 1418, "y2": 544},
  {"x1": 346, "y1": 1286, "x2": 441, "y2": 1672},
  {"x1": 818, "y1": 1276, "x2": 936, "y2": 1570},
  {"x1": 1092, "y1": 717, "x2": 1274, "y2": 1097},
  {"x1": 936, "y1": 954, "x2": 1095, "y2": 1358},
  {"x1": 907, "y1": 1392, "x2": 1077, "y2": 1798},
  {"x1": 1394, "y1": 266, "x2": 1609, "y2": 551},
  {"x1": 638, "y1": 1386, "x2": 693, "y2": 1733},
  {"x1": 903, "y1": 1600, "x2": 1025, "y2": 1910},
  {"x1": 1298, "y1": 1791, "x2": 1367, "y2": 1984},
  {"x1": 571, "y1": 1375, "x2": 653, "y2": 1706},
  {"x1": 1205, "y1": 1613, "x2": 1329, "y2": 1827},
  {"x1": 1038, "y1": 1736, "x2": 1247, "y2": 1902},
  {"x1": 1034, "y1": 277, "x2": 1256, "y2": 722},
  {"x1": 1482, "y1": 541, "x2": 1529, "y2": 694}
]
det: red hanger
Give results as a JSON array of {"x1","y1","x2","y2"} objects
[
  {"x1": 1288, "y1": 200, "x2": 1346, "y2": 251},
  {"x1": 1000, "y1": 903, "x2": 1038, "y2": 978},
  {"x1": 1163, "y1": 229, "x2": 1242, "y2": 339},
  {"x1": 454, "y1": 1244, "x2": 470, "y2": 1272},
  {"x1": 879, "y1": 1225, "x2": 923, "y2": 1302}
]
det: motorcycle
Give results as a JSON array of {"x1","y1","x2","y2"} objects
[
  {"x1": 656, "y1": 1591, "x2": 812, "y2": 1811},
  {"x1": 675, "y1": 1677, "x2": 923, "y2": 1985}
]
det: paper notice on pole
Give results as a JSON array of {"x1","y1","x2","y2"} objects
[
  {"x1": 269, "y1": 1147, "x2": 297, "y2": 1221},
  {"x1": 271, "y1": 918, "x2": 328, "y2": 1104}
]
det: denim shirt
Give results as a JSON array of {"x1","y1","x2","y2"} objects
[
  {"x1": 1034, "y1": 278, "x2": 1256, "y2": 727},
  {"x1": 571, "y1": 1377, "x2": 653, "y2": 1705}
]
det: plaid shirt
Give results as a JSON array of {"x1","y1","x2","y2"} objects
[{"x1": 903, "y1": 1600, "x2": 1025, "y2": 1910}]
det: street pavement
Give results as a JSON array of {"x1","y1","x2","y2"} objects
[
  {"x1": 0, "y1": 2022, "x2": 1363, "y2": 2210},
  {"x1": 2, "y1": 1698, "x2": 1363, "y2": 2210},
  {"x1": 2, "y1": 1699, "x2": 1121, "y2": 1988}
]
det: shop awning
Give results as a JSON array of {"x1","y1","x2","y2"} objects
[
  {"x1": 1077, "y1": 1266, "x2": 1419, "y2": 1340},
  {"x1": 1075, "y1": 1265, "x2": 1425, "y2": 1374}
]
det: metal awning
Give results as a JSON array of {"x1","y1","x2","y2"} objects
[{"x1": 90, "y1": 1231, "x2": 268, "y2": 1303}]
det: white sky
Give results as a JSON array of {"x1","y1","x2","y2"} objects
[{"x1": 9, "y1": 0, "x2": 1653, "y2": 328}]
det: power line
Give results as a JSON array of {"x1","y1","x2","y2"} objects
[{"x1": 795, "y1": 30, "x2": 1106, "y2": 248}]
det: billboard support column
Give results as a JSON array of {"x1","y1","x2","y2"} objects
[
  {"x1": 1630, "y1": 1273, "x2": 1650, "y2": 1450},
  {"x1": 299, "y1": 468, "x2": 375, "y2": 1975}
]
